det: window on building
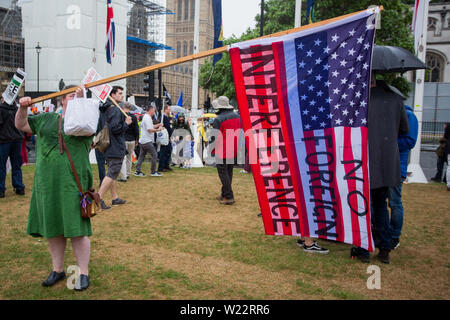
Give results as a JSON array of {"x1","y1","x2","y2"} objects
[
  {"x1": 191, "y1": 0, "x2": 195, "y2": 21},
  {"x1": 190, "y1": 40, "x2": 194, "y2": 54},
  {"x1": 425, "y1": 52, "x2": 444, "y2": 82},
  {"x1": 185, "y1": 0, "x2": 189, "y2": 20},
  {"x1": 178, "y1": 0, "x2": 182, "y2": 21},
  {"x1": 428, "y1": 17, "x2": 437, "y2": 32},
  {"x1": 177, "y1": 41, "x2": 181, "y2": 58},
  {"x1": 183, "y1": 41, "x2": 187, "y2": 56}
]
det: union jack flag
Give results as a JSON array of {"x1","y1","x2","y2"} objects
[{"x1": 106, "y1": 0, "x2": 116, "y2": 65}]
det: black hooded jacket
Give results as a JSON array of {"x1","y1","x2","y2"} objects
[
  {"x1": 97, "y1": 101, "x2": 128, "y2": 158},
  {"x1": 0, "y1": 101, "x2": 24, "y2": 143}
]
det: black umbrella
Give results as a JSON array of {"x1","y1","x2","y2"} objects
[{"x1": 372, "y1": 45, "x2": 427, "y2": 73}]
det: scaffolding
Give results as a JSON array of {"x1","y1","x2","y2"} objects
[
  {"x1": 127, "y1": 0, "x2": 174, "y2": 96},
  {"x1": 0, "y1": 0, "x2": 23, "y2": 89}
]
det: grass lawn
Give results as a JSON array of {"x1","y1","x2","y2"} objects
[{"x1": 0, "y1": 163, "x2": 449, "y2": 300}]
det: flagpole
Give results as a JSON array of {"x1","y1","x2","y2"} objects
[
  {"x1": 295, "y1": 0, "x2": 302, "y2": 28},
  {"x1": 191, "y1": 0, "x2": 203, "y2": 167},
  {"x1": 28, "y1": 7, "x2": 382, "y2": 105},
  {"x1": 407, "y1": 0, "x2": 429, "y2": 183}
]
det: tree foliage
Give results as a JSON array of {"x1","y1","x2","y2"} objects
[{"x1": 200, "y1": 0, "x2": 421, "y2": 100}]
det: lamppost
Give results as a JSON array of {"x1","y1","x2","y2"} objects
[{"x1": 35, "y1": 42, "x2": 41, "y2": 93}]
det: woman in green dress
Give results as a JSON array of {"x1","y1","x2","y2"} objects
[{"x1": 16, "y1": 85, "x2": 93, "y2": 291}]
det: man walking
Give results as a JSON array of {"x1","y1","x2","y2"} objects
[
  {"x1": 95, "y1": 86, "x2": 124, "y2": 186},
  {"x1": 134, "y1": 105, "x2": 163, "y2": 177},
  {"x1": 118, "y1": 102, "x2": 139, "y2": 182},
  {"x1": 211, "y1": 96, "x2": 241, "y2": 205},
  {"x1": 0, "y1": 97, "x2": 25, "y2": 198},
  {"x1": 97, "y1": 86, "x2": 132, "y2": 209},
  {"x1": 158, "y1": 105, "x2": 173, "y2": 172}
]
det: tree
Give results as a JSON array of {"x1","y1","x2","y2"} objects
[{"x1": 200, "y1": 0, "x2": 419, "y2": 99}]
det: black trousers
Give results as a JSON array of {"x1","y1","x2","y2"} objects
[
  {"x1": 158, "y1": 143, "x2": 172, "y2": 171},
  {"x1": 217, "y1": 163, "x2": 234, "y2": 199}
]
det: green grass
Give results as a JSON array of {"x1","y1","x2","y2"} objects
[{"x1": 0, "y1": 164, "x2": 449, "y2": 300}]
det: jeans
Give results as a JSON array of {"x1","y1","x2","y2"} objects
[
  {"x1": 136, "y1": 142, "x2": 158, "y2": 173},
  {"x1": 388, "y1": 179, "x2": 404, "y2": 240},
  {"x1": 158, "y1": 143, "x2": 172, "y2": 171},
  {"x1": 217, "y1": 163, "x2": 234, "y2": 199},
  {"x1": 0, "y1": 142, "x2": 25, "y2": 192},
  {"x1": 95, "y1": 149, "x2": 106, "y2": 185}
]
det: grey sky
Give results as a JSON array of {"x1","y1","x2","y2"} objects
[{"x1": 222, "y1": 0, "x2": 261, "y2": 38}]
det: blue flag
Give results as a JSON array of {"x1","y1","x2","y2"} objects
[
  {"x1": 212, "y1": 0, "x2": 223, "y2": 66},
  {"x1": 177, "y1": 90, "x2": 183, "y2": 107}
]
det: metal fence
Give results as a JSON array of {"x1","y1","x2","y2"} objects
[{"x1": 421, "y1": 121, "x2": 447, "y2": 144}]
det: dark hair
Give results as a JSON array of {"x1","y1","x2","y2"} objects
[
  {"x1": 111, "y1": 86, "x2": 124, "y2": 95},
  {"x1": 60, "y1": 84, "x2": 78, "y2": 100}
]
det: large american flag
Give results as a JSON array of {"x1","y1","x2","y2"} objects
[
  {"x1": 230, "y1": 9, "x2": 378, "y2": 251},
  {"x1": 106, "y1": 0, "x2": 116, "y2": 65}
]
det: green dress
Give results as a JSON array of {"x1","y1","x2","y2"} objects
[{"x1": 27, "y1": 113, "x2": 94, "y2": 238}]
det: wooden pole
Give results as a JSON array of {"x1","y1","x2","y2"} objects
[
  {"x1": 29, "y1": 7, "x2": 382, "y2": 105},
  {"x1": 108, "y1": 96, "x2": 129, "y2": 119}
]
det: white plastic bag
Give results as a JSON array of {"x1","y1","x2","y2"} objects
[
  {"x1": 64, "y1": 89, "x2": 100, "y2": 136},
  {"x1": 156, "y1": 128, "x2": 169, "y2": 146}
]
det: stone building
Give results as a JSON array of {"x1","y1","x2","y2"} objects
[
  {"x1": 162, "y1": 0, "x2": 215, "y2": 109},
  {"x1": 426, "y1": 2, "x2": 450, "y2": 82}
]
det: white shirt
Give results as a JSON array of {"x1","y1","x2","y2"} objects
[{"x1": 139, "y1": 113, "x2": 155, "y2": 144}]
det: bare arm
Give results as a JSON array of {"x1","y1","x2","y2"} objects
[{"x1": 15, "y1": 97, "x2": 32, "y2": 134}]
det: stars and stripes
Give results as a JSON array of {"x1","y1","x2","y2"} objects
[{"x1": 230, "y1": 8, "x2": 379, "y2": 251}]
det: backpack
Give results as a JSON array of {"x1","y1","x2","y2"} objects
[{"x1": 93, "y1": 106, "x2": 112, "y2": 153}]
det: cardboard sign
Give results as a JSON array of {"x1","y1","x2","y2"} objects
[{"x1": 82, "y1": 68, "x2": 113, "y2": 103}]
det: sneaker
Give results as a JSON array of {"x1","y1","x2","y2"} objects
[
  {"x1": 377, "y1": 249, "x2": 390, "y2": 264},
  {"x1": 150, "y1": 172, "x2": 163, "y2": 177},
  {"x1": 14, "y1": 188, "x2": 25, "y2": 195},
  {"x1": 117, "y1": 178, "x2": 127, "y2": 182},
  {"x1": 100, "y1": 199, "x2": 111, "y2": 210},
  {"x1": 296, "y1": 238, "x2": 305, "y2": 248},
  {"x1": 303, "y1": 242, "x2": 329, "y2": 254},
  {"x1": 112, "y1": 198, "x2": 126, "y2": 206},
  {"x1": 134, "y1": 171, "x2": 146, "y2": 177},
  {"x1": 391, "y1": 238, "x2": 400, "y2": 250}
]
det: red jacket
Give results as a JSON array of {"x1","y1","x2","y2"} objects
[{"x1": 212, "y1": 110, "x2": 241, "y2": 160}]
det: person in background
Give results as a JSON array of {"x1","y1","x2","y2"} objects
[
  {"x1": 158, "y1": 105, "x2": 173, "y2": 172},
  {"x1": 351, "y1": 78, "x2": 409, "y2": 264},
  {"x1": 211, "y1": 96, "x2": 241, "y2": 205},
  {"x1": 387, "y1": 104, "x2": 418, "y2": 250},
  {"x1": 16, "y1": 86, "x2": 92, "y2": 291},
  {"x1": 134, "y1": 105, "x2": 163, "y2": 177},
  {"x1": 95, "y1": 86, "x2": 124, "y2": 187},
  {"x1": 118, "y1": 102, "x2": 139, "y2": 182},
  {"x1": 431, "y1": 123, "x2": 448, "y2": 184},
  {"x1": 0, "y1": 97, "x2": 25, "y2": 198},
  {"x1": 97, "y1": 86, "x2": 131, "y2": 209},
  {"x1": 444, "y1": 122, "x2": 450, "y2": 191},
  {"x1": 172, "y1": 114, "x2": 192, "y2": 168}
]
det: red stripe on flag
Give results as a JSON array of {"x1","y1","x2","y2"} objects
[
  {"x1": 230, "y1": 47, "x2": 274, "y2": 235},
  {"x1": 272, "y1": 41, "x2": 306, "y2": 236},
  {"x1": 329, "y1": 128, "x2": 345, "y2": 243},
  {"x1": 361, "y1": 126, "x2": 373, "y2": 252}
]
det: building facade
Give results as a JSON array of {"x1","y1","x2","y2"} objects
[
  {"x1": 426, "y1": 2, "x2": 450, "y2": 82},
  {"x1": 163, "y1": 0, "x2": 215, "y2": 109}
]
